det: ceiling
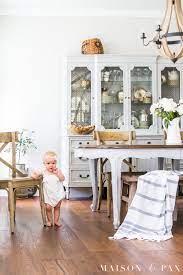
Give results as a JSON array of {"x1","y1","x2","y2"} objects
[{"x1": 0, "y1": 0, "x2": 171, "y2": 17}]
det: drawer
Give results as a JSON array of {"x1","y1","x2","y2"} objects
[
  {"x1": 70, "y1": 139, "x2": 95, "y2": 149},
  {"x1": 70, "y1": 152, "x2": 89, "y2": 166},
  {"x1": 71, "y1": 170, "x2": 91, "y2": 182},
  {"x1": 96, "y1": 141, "x2": 128, "y2": 145},
  {"x1": 145, "y1": 139, "x2": 164, "y2": 145},
  {"x1": 71, "y1": 139, "x2": 137, "y2": 149},
  {"x1": 135, "y1": 139, "x2": 164, "y2": 145}
]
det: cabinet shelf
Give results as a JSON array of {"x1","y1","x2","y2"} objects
[
  {"x1": 131, "y1": 79, "x2": 152, "y2": 83},
  {"x1": 102, "y1": 102, "x2": 124, "y2": 105},
  {"x1": 101, "y1": 80, "x2": 123, "y2": 83},
  {"x1": 132, "y1": 102, "x2": 152, "y2": 105}
]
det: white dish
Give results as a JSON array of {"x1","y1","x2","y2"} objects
[{"x1": 134, "y1": 88, "x2": 147, "y2": 99}]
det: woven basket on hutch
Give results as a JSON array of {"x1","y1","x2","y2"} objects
[{"x1": 81, "y1": 38, "x2": 104, "y2": 54}]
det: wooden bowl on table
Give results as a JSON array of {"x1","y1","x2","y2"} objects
[{"x1": 70, "y1": 123, "x2": 95, "y2": 135}]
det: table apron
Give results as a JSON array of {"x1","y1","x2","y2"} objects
[{"x1": 75, "y1": 148, "x2": 182, "y2": 160}]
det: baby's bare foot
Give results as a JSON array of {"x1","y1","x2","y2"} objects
[
  {"x1": 46, "y1": 221, "x2": 52, "y2": 227},
  {"x1": 54, "y1": 222, "x2": 61, "y2": 227}
]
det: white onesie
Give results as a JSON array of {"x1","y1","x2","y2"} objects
[{"x1": 42, "y1": 171, "x2": 65, "y2": 207}]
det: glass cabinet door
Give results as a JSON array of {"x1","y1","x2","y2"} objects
[
  {"x1": 161, "y1": 67, "x2": 180, "y2": 102},
  {"x1": 101, "y1": 66, "x2": 124, "y2": 129},
  {"x1": 130, "y1": 66, "x2": 153, "y2": 130},
  {"x1": 71, "y1": 67, "x2": 91, "y2": 125}
]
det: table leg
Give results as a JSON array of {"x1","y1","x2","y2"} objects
[
  {"x1": 8, "y1": 182, "x2": 15, "y2": 233},
  {"x1": 97, "y1": 158, "x2": 103, "y2": 210},
  {"x1": 110, "y1": 158, "x2": 122, "y2": 229},
  {"x1": 89, "y1": 159, "x2": 98, "y2": 211}
]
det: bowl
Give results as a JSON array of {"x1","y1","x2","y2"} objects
[{"x1": 70, "y1": 123, "x2": 95, "y2": 135}]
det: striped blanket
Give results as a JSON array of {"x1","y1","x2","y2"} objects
[{"x1": 110, "y1": 170, "x2": 179, "y2": 242}]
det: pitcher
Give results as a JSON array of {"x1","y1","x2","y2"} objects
[{"x1": 163, "y1": 117, "x2": 181, "y2": 145}]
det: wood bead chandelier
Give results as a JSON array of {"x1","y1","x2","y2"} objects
[{"x1": 141, "y1": 0, "x2": 183, "y2": 63}]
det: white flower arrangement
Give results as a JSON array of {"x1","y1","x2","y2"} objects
[{"x1": 150, "y1": 98, "x2": 183, "y2": 128}]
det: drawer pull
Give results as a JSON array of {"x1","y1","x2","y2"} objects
[
  {"x1": 115, "y1": 142, "x2": 119, "y2": 145},
  {"x1": 147, "y1": 141, "x2": 151, "y2": 144},
  {"x1": 79, "y1": 157, "x2": 88, "y2": 161},
  {"x1": 79, "y1": 142, "x2": 82, "y2": 145},
  {"x1": 79, "y1": 174, "x2": 90, "y2": 178},
  {"x1": 86, "y1": 142, "x2": 90, "y2": 145}
]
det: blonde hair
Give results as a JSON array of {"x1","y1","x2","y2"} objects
[{"x1": 43, "y1": 151, "x2": 57, "y2": 161}]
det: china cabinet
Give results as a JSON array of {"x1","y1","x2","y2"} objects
[
  {"x1": 157, "y1": 58, "x2": 183, "y2": 132},
  {"x1": 61, "y1": 55, "x2": 183, "y2": 198}
]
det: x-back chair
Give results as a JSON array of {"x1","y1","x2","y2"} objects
[
  {"x1": 93, "y1": 130, "x2": 145, "y2": 217},
  {"x1": 0, "y1": 132, "x2": 46, "y2": 233}
]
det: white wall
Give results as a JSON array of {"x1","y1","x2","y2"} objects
[{"x1": 0, "y1": 13, "x2": 162, "y2": 174}]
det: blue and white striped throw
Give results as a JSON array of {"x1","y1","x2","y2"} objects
[{"x1": 110, "y1": 170, "x2": 179, "y2": 242}]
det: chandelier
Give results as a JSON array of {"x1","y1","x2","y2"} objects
[{"x1": 141, "y1": 0, "x2": 183, "y2": 63}]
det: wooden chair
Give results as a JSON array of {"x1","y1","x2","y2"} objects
[
  {"x1": 121, "y1": 172, "x2": 145, "y2": 205},
  {"x1": 173, "y1": 175, "x2": 183, "y2": 222},
  {"x1": 93, "y1": 130, "x2": 137, "y2": 217},
  {"x1": 0, "y1": 132, "x2": 46, "y2": 233},
  {"x1": 121, "y1": 173, "x2": 183, "y2": 223}
]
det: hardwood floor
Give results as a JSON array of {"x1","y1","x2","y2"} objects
[{"x1": 0, "y1": 197, "x2": 183, "y2": 275}]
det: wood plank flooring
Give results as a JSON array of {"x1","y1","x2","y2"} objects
[{"x1": 0, "y1": 197, "x2": 183, "y2": 275}]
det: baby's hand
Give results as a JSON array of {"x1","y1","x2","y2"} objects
[
  {"x1": 53, "y1": 168, "x2": 65, "y2": 181},
  {"x1": 53, "y1": 168, "x2": 59, "y2": 175}
]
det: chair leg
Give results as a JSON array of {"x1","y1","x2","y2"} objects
[
  {"x1": 107, "y1": 173, "x2": 112, "y2": 218},
  {"x1": 8, "y1": 182, "x2": 15, "y2": 234},
  {"x1": 39, "y1": 182, "x2": 46, "y2": 226},
  {"x1": 128, "y1": 182, "x2": 137, "y2": 207},
  {"x1": 97, "y1": 159, "x2": 103, "y2": 211},
  {"x1": 14, "y1": 189, "x2": 16, "y2": 222},
  {"x1": 173, "y1": 203, "x2": 178, "y2": 221}
]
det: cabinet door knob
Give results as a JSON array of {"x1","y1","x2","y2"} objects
[
  {"x1": 79, "y1": 174, "x2": 90, "y2": 178},
  {"x1": 79, "y1": 157, "x2": 88, "y2": 161},
  {"x1": 147, "y1": 141, "x2": 151, "y2": 144}
]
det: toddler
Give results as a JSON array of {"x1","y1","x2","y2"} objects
[{"x1": 32, "y1": 151, "x2": 65, "y2": 227}]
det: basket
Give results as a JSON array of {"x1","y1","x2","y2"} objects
[
  {"x1": 70, "y1": 123, "x2": 95, "y2": 135},
  {"x1": 81, "y1": 38, "x2": 104, "y2": 54}
]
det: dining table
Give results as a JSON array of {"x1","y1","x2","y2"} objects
[{"x1": 74, "y1": 143, "x2": 183, "y2": 229}]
